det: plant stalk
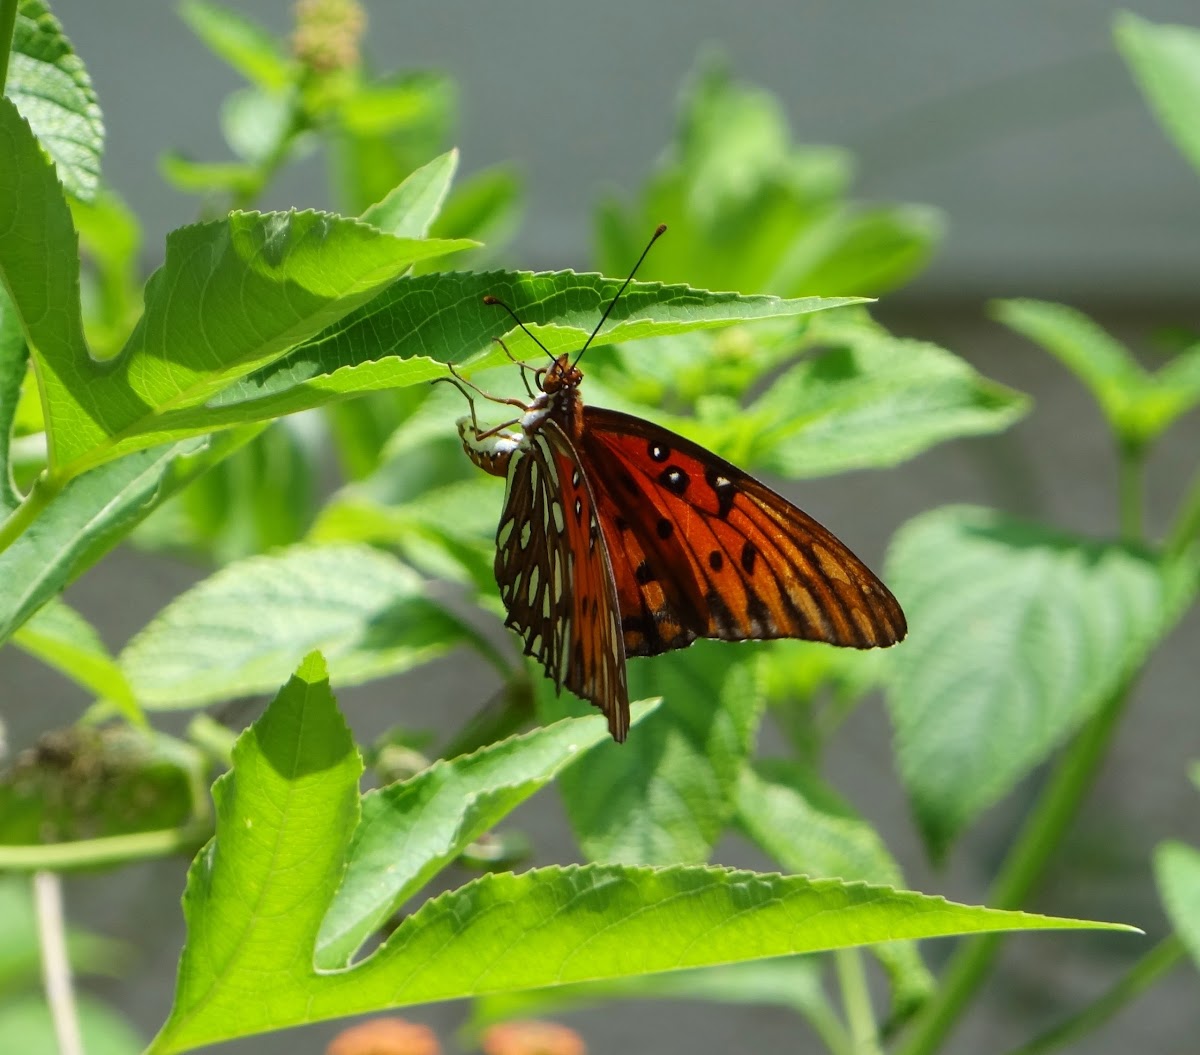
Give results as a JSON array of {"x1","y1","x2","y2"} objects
[
  {"x1": 0, "y1": 471, "x2": 61, "y2": 555},
  {"x1": 0, "y1": 0, "x2": 19, "y2": 94},
  {"x1": 0, "y1": 820, "x2": 213, "y2": 872},
  {"x1": 1117, "y1": 439, "x2": 1145, "y2": 542},
  {"x1": 34, "y1": 871, "x2": 84, "y2": 1055},
  {"x1": 1005, "y1": 935, "x2": 1186, "y2": 1055},
  {"x1": 896, "y1": 675, "x2": 1135, "y2": 1055},
  {"x1": 835, "y1": 949, "x2": 882, "y2": 1055}
]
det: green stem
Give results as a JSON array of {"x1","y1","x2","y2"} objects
[
  {"x1": 1006, "y1": 935, "x2": 1186, "y2": 1055},
  {"x1": 0, "y1": 471, "x2": 62, "y2": 555},
  {"x1": 896, "y1": 676, "x2": 1135, "y2": 1055},
  {"x1": 1117, "y1": 439, "x2": 1145, "y2": 542},
  {"x1": 835, "y1": 949, "x2": 883, "y2": 1055},
  {"x1": 0, "y1": 0, "x2": 19, "y2": 94},
  {"x1": 1165, "y1": 460, "x2": 1200, "y2": 560},
  {"x1": 34, "y1": 872, "x2": 84, "y2": 1055},
  {"x1": 0, "y1": 820, "x2": 212, "y2": 872}
]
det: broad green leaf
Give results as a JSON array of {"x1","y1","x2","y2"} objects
[
  {"x1": 119, "y1": 543, "x2": 506, "y2": 710},
  {"x1": 642, "y1": 318, "x2": 1028, "y2": 477},
  {"x1": 362, "y1": 149, "x2": 458, "y2": 238},
  {"x1": 426, "y1": 164, "x2": 523, "y2": 259},
  {"x1": 12, "y1": 600, "x2": 141, "y2": 723},
  {"x1": 736, "y1": 761, "x2": 934, "y2": 1023},
  {"x1": 0, "y1": 877, "x2": 127, "y2": 992},
  {"x1": 0, "y1": 995, "x2": 143, "y2": 1055},
  {"x1": 7, "y1": 0, "x2": 104, "y2": 200},
  {"x1": 1115, "y1": 13, "x2": 1200, "y2": 177},
  {"x1": 219, "y1": 87, "x2": 299, "y2": 166},
  {"x1": 1155, "y1": 841, "x2": 1200, "y2": 969},
  {"x1": 179, "y1": 0, "x2": 294, "y2": 91},
  {"x1": 556, "y1": 644, "x2": 762, "y2": 864},
  {"x1": 470, "y1": 957, "x2": 829, "y2": 1032},
  {"x1": 0, "y1": 428, "x2": 261, "y2": 646},
  {"x1": 0, "y1": 725, "x2": 203, "y2": 844},
  {"x1": 787, "y1": 203, "x2": 945, "y2": 298},
  {"x1": 315, "y1": 703, "x2": 658, "y2": 969},
  {"x1": 338, "y1": 71, "x2": 456, "y2": 137},
  {"x1": 150, "y1": 654, "x2": 1134, "y2": 1054},
  {"x1": 885, "y1": 506, "x2": 1194, "y2": 859},
  {"x1": 33, "y1": 210, "x2": 472, "y2": 477}
]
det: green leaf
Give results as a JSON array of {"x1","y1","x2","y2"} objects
[
  {"x1": 0, "y1": 429, "x2": 262, "y2": 646},
  {"x1": 119, "y1": 543, "x2": 504, "y2": 710},
  {"x1": 556, "y1": 643, "x2": 762, "y2": 864},
  {"x1": 1155, "y1": 841, "x2": 1200, "y2": 969},
  {"x1": 150, "y1": 654, "x2": 1134, "y2": 1053},
  {"x1": 427, "y1": 164, "x2": 523, "y2": 253},
  {"x1": 0, "y1": 995, "x2": 143, "y2": 1055},
  {"x1": 362, "y1": 148, "x2": 458, "y2": 238},
  {"x1": 33, "y1": 210, "x2": 472, "y2": 478},
  {"x1": 7, "y1": 0, "x2": 104, "y2": 200},
  {"x1": 643, "y1": 317, "x2": 1028, "y2": 477},
  {"x1": 197, "y1": 270, "x2": 862, "y2": 433},
  {"x1": 315, "y1": 703, "x2": 658, "y2": 969},
  {"x1": 70, "y1": 189, "x2": 142, "y2": 359},
  {"x1": 157, "y1": 153, "x2": 257, "y2": 196},
  {"x1": 12, "y1": 600, "x2": 141, "y2": 723},
  {"x1": 1115, "y1": 12, "x2": 1200, "y2": 177},
  {"x1": 736, "y1": 761, "x2": 934, "y2": 1023},
  {"x1": 0, "y1": 97, "x2": 87, "y2": 438},
  {"x1": 885, "y1": 506, "x2": 1194, "y2": 859},
  {"x1": 179, "y1": 0, "x2": 294, "y2": 91},
  {"x1": 994, "y1": 298, "x2": 1200, "y2": 448}
]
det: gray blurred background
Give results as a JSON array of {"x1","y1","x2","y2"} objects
[{"x1": 6, "y1": 1, "x2": 1200, "y2": 1052}]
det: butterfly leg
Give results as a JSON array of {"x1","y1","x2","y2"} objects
[{"x1": 493, "y1": 337, "x2": 538, "y2": 398}]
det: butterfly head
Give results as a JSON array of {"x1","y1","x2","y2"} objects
[{"x1": 539, "y1": 353, "x2": 583, "y2": 395}]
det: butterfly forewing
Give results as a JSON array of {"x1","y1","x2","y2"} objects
[
  {"x1": 580, "y1": 407, "x2": 907, "y2": 652},
  {"x1": 493, "y1": 421, "x2": 630, "y2": 740}
]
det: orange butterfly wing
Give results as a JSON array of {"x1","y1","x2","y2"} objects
[
  {"x1": 493, "y1": 421, "x2": 630, "y2": 741},
  {"x1": 579, "y1": 407, "x2": 907, "y2": 657}
]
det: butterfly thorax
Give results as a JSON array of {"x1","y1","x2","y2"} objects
[{"x1": 456, "y1": 355, "x2": 585, "y2": 479}]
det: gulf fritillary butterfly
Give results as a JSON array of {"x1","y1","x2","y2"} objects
[{"x1": 446, "y1": 225, "x2": 906, "y2": 742}]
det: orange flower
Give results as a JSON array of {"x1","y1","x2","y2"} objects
[
  {"x1": 481, "y1": 1020, "x2": 586, "y2": 1055},
  {"x1": 326, "y1": 1017, "x2": 440, "y2": 1055}
]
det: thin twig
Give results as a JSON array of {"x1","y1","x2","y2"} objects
[{"x1": 34, "y1": 871, "x2": 84, "y2": 1055}]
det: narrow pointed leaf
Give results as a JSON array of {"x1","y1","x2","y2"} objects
[
  {"x1": 1155, "y1": 841, "x2": 1200, "y2": 968},
  {"x1": 362, "y1": 149, "x2": 458, "y2": 238},
  {"x1": 179, "y1": 0, "x2": 293, "y2": 90}
]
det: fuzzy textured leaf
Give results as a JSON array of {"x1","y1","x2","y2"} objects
[
  {"x1": 885, "y1": 506, "x2": 1194, "y2": 858},
  {"x1": 119, "y1": 543, "x2": 503, "y2": 709}
]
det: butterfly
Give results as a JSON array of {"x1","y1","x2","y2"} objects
[{"x1": 444, "y1": 225, "x2": 906, "y2": 742}]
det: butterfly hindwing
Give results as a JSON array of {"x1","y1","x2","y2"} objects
[
  {"x1": 580, "y1": 406, "x2": 907, "y2": 652},
  {"x1": 494, "y1": 421, "x2": 630, "y2": 740}
]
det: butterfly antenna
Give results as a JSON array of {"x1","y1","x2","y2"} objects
[
  {"x1": 482, "y1": 295, "x2": 557, "y2": 365},
  {"x1": 573, "y1": 223, "x2": 667, "y2": 367}
]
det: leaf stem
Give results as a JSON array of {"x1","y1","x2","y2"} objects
[
  {"x1": 835, "y1": 949, "x2": 883, "y2": 1055},
  {"x1": 0, "y1": 820, "x2": 213, "y2": 872},
  {"x1": 1004, "y1": 935, "x2": 1186, "y2": 1055},
  {"x1": 34, "y1": 871, "x2": 84, "y2": 1055},
  {"x1": 0, "y1": 0, "x2": 18, "y2": 93},
  {"x1": 895, "y1": 675, "x2": 1135, "y2": 1055},
  {"x1": 1117, "y1": 438, "x2": 1146, "y2": 542},
  {"x1": 1165, "y1": 459, "x2": 1200, "y2": 560},
  {"x1": 0, "y1": 470, "x2": 61, "y2": 555}
]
